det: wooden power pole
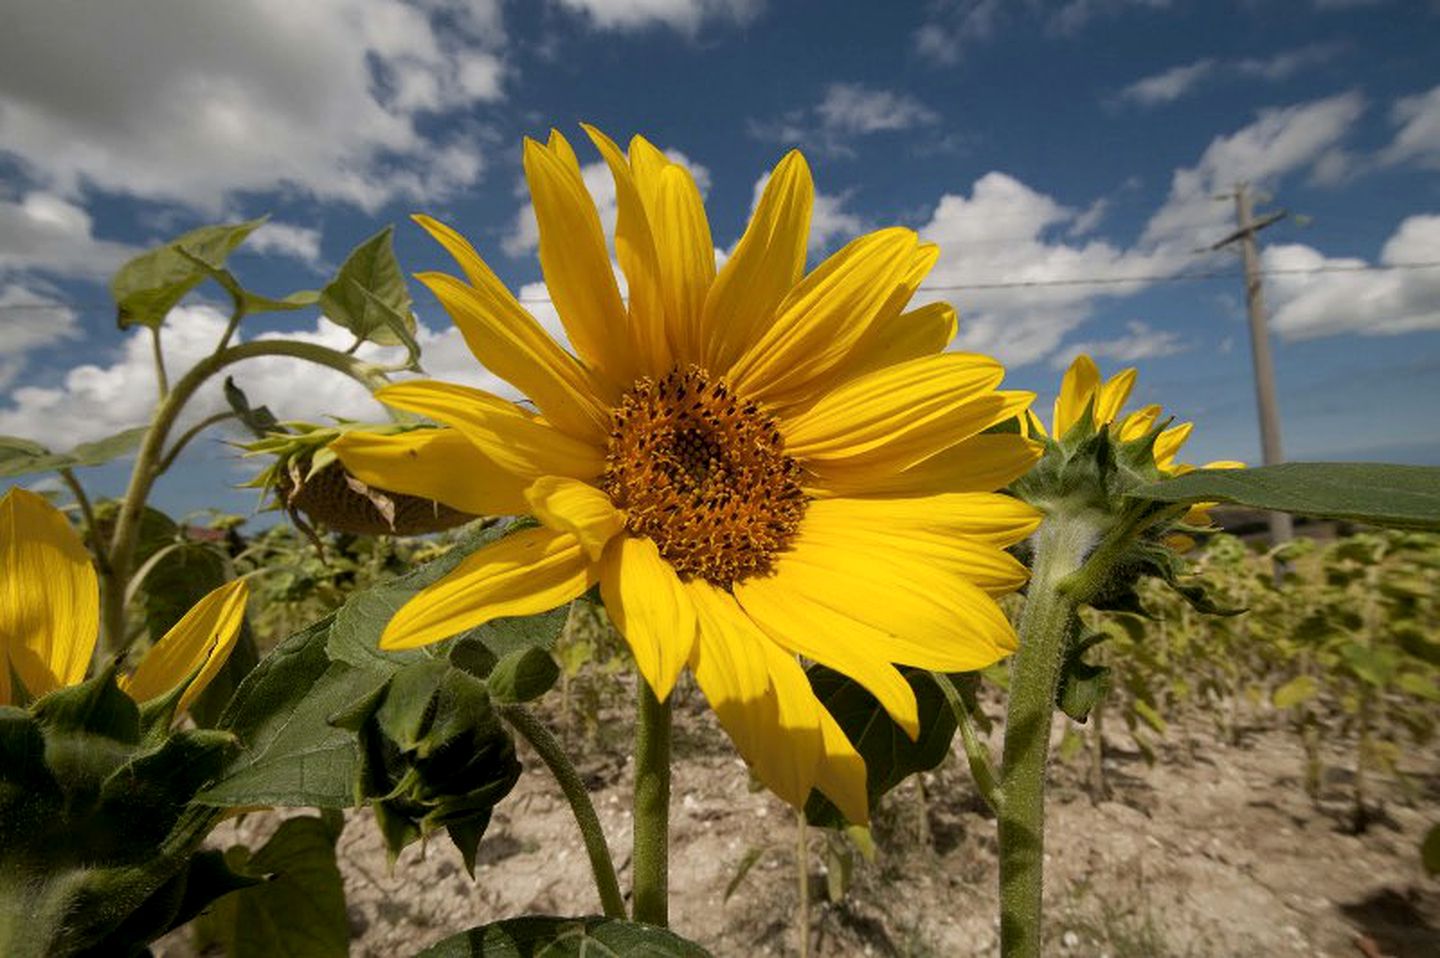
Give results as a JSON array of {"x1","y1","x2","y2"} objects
[{"x1": 1211, "y1": 183, "x2": 1294, "y2": 546}]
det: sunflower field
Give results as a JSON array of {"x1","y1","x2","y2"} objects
[{"x1": 2, "y1": 130, "x2": 1438, "y2": 958}]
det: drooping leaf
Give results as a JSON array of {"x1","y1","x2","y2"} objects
[
  {"x1": 1130, "y1": 463, "x2": 1440, "y2": 532},
  {"x1": 486, "y1": 647, "x2": 561, "y2": 704},
  {"x1": 319, "y1": 226, "x2": 416, "y2": 352},
  {"x1": 803, "y1": 666, "x2": 957, "y2": 829},
  {"x1": 0, "y1": 427, "x2": 148, "y2": 479},
  {"x1": 224, "y1": 377, "x2": 282, "y2": 439},
  {"x1": 418, "y1": 916, "x2": 713, "y2": 957},
  {"x1": 113, "y1": 219, "x2": 266, "y2": 329},
  {"x1": 1056, "y1": 633, "x2": 1111, "y2": 723}
]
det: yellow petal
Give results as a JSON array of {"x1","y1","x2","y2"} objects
[
  {"x1": 1053, "y1": 354, "x2": 1100, "y2": 437},
  {"x1": 412, "y1": 263, "x2": 612, "y2": 442},
  {"x1": 815, "y1": 707, "x2": 868, "y2": 825},
  {"x1": 797, "y1": 521, "x2": 1029, "y2": 597},
  {"x1": 802, "y1": 492, "x2": 1042, "y2": 547},
  {"x1": 330, "y1": 426, "x2": 529, "y2": 516},
  {"x1": 805, "y1": 432, "x2": 1041, "y2": 499},
  {"x1": 122, "y1": 579, "x2": 249, "y2": 714},
  {"x1": 1094, "y1": 368, "x2": 1137, "y2": 425},
  {"x1": 382, "y1": 526, "x2": 596, "y2": 650},
  {"x1": 746, "y1": 528, "x2": 1019, "y2": 674},
  {"x1": 734, "y1": 576, "x2": 920, "y2": 737},
  {"x1": 651, "y1": 162, "x2": 715, "y2": 361},
  {"x1": 628, "y1": 134, "x2": 670, "y2": 215},
  {"x1": 583, "y1": 124, "x2": 669, "y2": 375},
  {"x1": 0, "y1": 487, "x2": 97, "y2": 701},
  {"x1": 375, "y1": 381, "x2": 605, "y2": 482},
  {"x1": 598, "y1": 535, "x2": 696, "y2": 702},
  {"x1": 825, "y1": 298, "x2": 955, "y2": 389},
  {"x1": 686, "y1": 581, "x2": 822, "y2": 809},
  {"x1": 1154, "y1": 421, "x2": 1194, "y2": 472},
  {"x1": 524, "y1": 476, "x2": 624, "y2": 560},
  {"x1": 523, "y1": 135, "x2": 634, "y2": 386},
  {"x1": 729, "y1": 228, "x2": 920, "y2": 403},
  {"x1": 702, "y1": 151, "x2": 812, "y2": 373},
  {"x1": 783, "y1": 352, "x2": 1031, "y2": 477},
  {"x1": 1118, "y1": 404, "x2": 1163, "y2": 441}
]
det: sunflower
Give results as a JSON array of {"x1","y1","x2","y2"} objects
[
  {"x1": 332, "y1": 127, "x2": 1041, "y2": 822},
  {"x1": 1045, "y1": 354, "x2": 1244, "y2": 544},
  {"x1": 0, "y1": 487, "x2": 248, "y2": 713}
]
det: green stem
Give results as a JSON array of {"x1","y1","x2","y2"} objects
[
  {"x1": 796, "y1": 807, "x2": 811, "y2": 958},
  {"x1": 998, "y1": 510, "x2": 1096, "y2": 958},
  {"x1": 101, "y1": 338, "x2": 393, "y2": 654},
  {"x1": 934, "y1": 671, "x2": 1002, "y2": 815},
  {"x1": 499, "y1": 704, "x2": 626, "y2": 919},
  {"x1": 631, "y1": 682, "x2": 672, "y2": 927}
]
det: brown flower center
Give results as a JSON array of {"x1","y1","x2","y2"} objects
[{"x1": 603, "y1": 365, "x2": 807, "y2": 586}]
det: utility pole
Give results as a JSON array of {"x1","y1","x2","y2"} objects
[{"x1": 1211, "y1": 182, "x2": 1293, "y2": 547}]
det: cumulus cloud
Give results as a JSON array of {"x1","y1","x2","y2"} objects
[
  {"x1": 552, "y1": 0, "x2": 762, "y2": 34},
  {"x1": 0, "y1": 285, "x2": 82, "y2": 390},
  {"x1": 247, "y1": 222, "x2": 324, "y2": 265},
  {"x1": 1141, "y1": 92, "x2": 1365, "y2": 247},
  {"x1": 1050, "y1": 320, "x2": 1188, "y2": 369},
  {"x1": 0, "y1": 193, "x2": 136, "y2": 279},
  {"x1": 914, "y1": 0, "x2": 1170, "y2": 63},
  {"x1": 1116, "y1": 45, "x2": 1344, "y2": 108},
  {"x1": 0, "y1": 0, "x2": 505, "y2": 214},
  {"x1": 750, "y1": 83, "x2": 940, "y2": 155},
  {"x1": 1380, "y1": 84, "x2": 1440, "y2": 170},
  {"x1": 1265, "y1": 215, "x2": 1440, "y2": 340}
]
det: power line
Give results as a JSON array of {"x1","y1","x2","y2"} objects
[{"x1": 2, "y1": 260, "x2": 1438, "y2": 312}]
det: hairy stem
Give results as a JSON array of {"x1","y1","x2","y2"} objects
[
  {"x1": 631, "y1": 682, "x2": 672, "y2": 927},
  {"x1": 998, "y1": 510, "x2": 1095, "y2": 958},
  {"x1": 499, "y1": 704, "x2": 626, "y2": 919}
]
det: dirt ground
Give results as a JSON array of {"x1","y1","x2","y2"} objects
[{"x1": 160, "y1": 684, "x2": 1440, "y2": 958}]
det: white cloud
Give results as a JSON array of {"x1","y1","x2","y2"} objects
[
  {"x1": 503, "y1": 146, "x2": 711, "y2": 257},
  {"x1": 0, "y1": 193, "x2": 136, "y2": 279},
  {"x1": 915, "y1": 172, "x2": 1184, "y2": 368},
  {"x1": 815, "y1": 84, "x2": 939, "y2": 135},
  {"x1": 911, "y1": 0, "x2": 1002, "y2": 65},
  {"x1": 248, "y1": 222, "x2": 324, "y2": 265},
  {"x1": 1265, "y1": 215, "x2": 1440, "y2": 340},
  {"x1": 553, "y1": 0, "x2": 762, "y2": 34},
  {"x1": 0, "y1": 0, "x2": 506, "y2": 213},
  {"x1": 1118, "y1": 45, "x2": 1343, "y2": 108},
  {"x1": 1141, "y1": 92, "x2": 1365, "y2": 247},
  {"x1": 1050, "y1": 320, "x2": 1187, "y2": 369},
  {"x1": 1380, "y1": 84, "x2": 1440, "y2": 170},
  {"x1": 0, "y1": 284, "x2": 81, "y2": 389}
]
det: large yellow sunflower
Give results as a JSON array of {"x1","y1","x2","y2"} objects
[
  {"x1": 0, "y1": 487, "x2": 248, "y2": 713},
  {"x1": 332, "y1": 127, "x2": 1042, "y2": 822}
]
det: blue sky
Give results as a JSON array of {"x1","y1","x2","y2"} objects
[{"x1": 2, "y1": 0, "x2": 1438, "y2": 522}]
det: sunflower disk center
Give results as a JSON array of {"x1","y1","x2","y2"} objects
[{"x1": 603, "y1": 366, "x2": 806, "y2": 586}]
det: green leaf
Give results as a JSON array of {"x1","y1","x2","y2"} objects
[
  {"x1": 487, "y1": 648, "x2": 561, "y2": 704},
  {"x1": 1130, "y1": 463, "x2": 1440, "y2": 532},
  {"x1": 199, "y1": 618, "x2": 384, "y2": 807},
  {"x1": 1056, "y1": 633, "x2": 1111, "y2": 723},
  {"x1": 1397, "y1": 671, "x2": 1440, "y2": 702},
  {"x1": 418, "y1": 917, "x2": 713, "y2": 957},
  {"x1": 319, "y1": 226, "x2": 416, "y2": 351},
  {"x1": 0, "y1": 427, "x2": 148, "y2": 479},
  {"x1": 1272, "y1": 675, "x2": 1320, "y2": 710},
  {"x1": 113, "y1": 219, "x2": 265, "y2": 329},
  {"x1": 206, "y1": 817, "x2": 349, "y2": 958},
  {"x1": 174, "y1": 245, "x2": 321, "y2": 317},
  {"x1": 224, "y1": 377, "x2": 282, "y2": 439},
  {"x1": 803, "y1": 667, "x2": 956, "y2": 829},
  {"x1": 722, "y1": 847, "x2": 763, "y2": 903},
  {"x1": 1423, "y1": 824, "x2": 1440, "y2": 876},
  {"x1": 1131, "y1": 699, "x2": 1168, "y2": 735}
]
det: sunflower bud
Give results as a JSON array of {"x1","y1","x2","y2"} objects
[
  {"x1": 242, "y1": 422, "x2": 476, "y2": 537},
  {"x1": 330, "y1": 656, "x2": 521, "y2": 874}
]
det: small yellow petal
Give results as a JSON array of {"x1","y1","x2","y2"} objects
[
  {"x1": 331, "y1": 427, "x2": 529, "y2": 517},
  {"x1": 702, "y1": 151, "x2": 812, "y2": 373},
  {"x1": 598, "y1": 535, "x2": 696, "y2": 702},
  {"x1": 382, "y1": 527, "x2": 596, "y2": 650},
  {"x1": 122, "y1": 579, "x2": 249, "y2": 714},
  {"x1": 375, "y1": 381, "x2": 605, "y2": 483},
  {"x1": 1118, "y1": 404, "x2": 1163, "y2": 441},
  {"x1": 1053, "y1": 354, "x2": 1100, "y2": 437},
  {"x1": 1094, "y1": 368, "x2": 1137, "y2": 425},
  {"x1": 524, "y1": 476, "x2": 624, "y2": 560},
  {"x1": 1154, "y1": 421, "x2": 1194, "y2": 472},
  {"x1": 0, "y1": 487, "x2": 97, "y2": 701}
]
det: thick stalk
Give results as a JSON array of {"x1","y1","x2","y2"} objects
[
  {"x1": 101, "y1": 339, "x2": 392, "y2": 653},
  {"x1": 631, "y1": 682, "x2": 672, "y2": 927},
  {"x1": 796, "y1": 808, "x2": 810, "y2": 958},
  {"x1": 499, "y1": 705, "x2": 626, "y2": 918},
  {"x1": 998, "y1": 510, "x2": 1095, "y2": 958}
]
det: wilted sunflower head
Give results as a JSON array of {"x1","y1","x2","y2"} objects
[
  {"x1": 331, "y1": 126, "x2": 1043, "y2": 822},
  {"x1": 243, "y1": 421, "x2": 478, "y2": 538}
]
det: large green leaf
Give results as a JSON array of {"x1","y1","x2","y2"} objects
[
  {"x1": 418, "y1": 917, "x2": 713, "y2": 957},
  {"x1": 0, "y1": 427, "x2": 148, "y2": 479},
  {"x1": 202, "y1": 816, "x2": 348, "y2": 958},
  {"x1": 112, "y1": 219, "x2": 265, "y2": 329},
  {"x1": 803, "y1": 666, "x2": 957, "y2": 829},
  {"x1": 1130, "y1": 463, "x2": 1440, "y2": 532},
  {"x1": 199, "y1": 618, "x2": 384, "y2": 807},
  {"x1": 319, "y1": 226, "x2": 417, "y2": 354}
]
